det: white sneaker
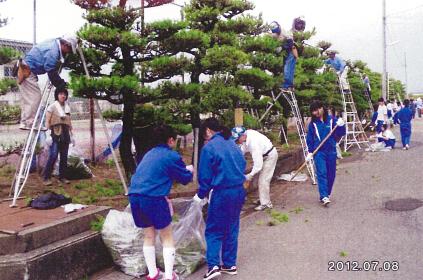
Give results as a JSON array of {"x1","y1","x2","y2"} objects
[
  {"x1": 406, "y1": 144, "x2": 410, "y2": 150},
  {"x1": 254, "y1": 203, "x2": 273, "y2": 211},
  {"x1": 322, "y1": 197, "x2": 331, "y2": 206}
]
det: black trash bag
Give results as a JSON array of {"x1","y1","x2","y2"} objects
[{"x1": 29, "y1": 192, "x2": 72, "y2": 210}]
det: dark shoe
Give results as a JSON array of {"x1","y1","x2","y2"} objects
[
  {"x1": 220, "y1": 265, "x2": 237, "y2": 275},
  {"x1": 59, "y1": 178, "x2": 70, "y2": 184},
  {"x1": 203, "y1": 266, "x2": 221, "y2": 280}
]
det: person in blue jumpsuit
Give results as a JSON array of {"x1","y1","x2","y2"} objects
[
  {"x1": 306, "y1": 101, "x2": 346, "y2": 206},
  {"x1": 394, "y1": 99, "x2": 413, "y2": 150},
  {"x1": 193, "y1": 118, "x2": 246, "y2": 280},
  {"x1": 129, "y1": 125, "x2": 193, "y2": 280}
]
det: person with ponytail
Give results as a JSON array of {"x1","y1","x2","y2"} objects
[
  {"x1": 193, "y1": 117, "x2": 247, "y2": 280},
  {"x1": 305, "y1": 101, "x2": 346, "y2": 206}
]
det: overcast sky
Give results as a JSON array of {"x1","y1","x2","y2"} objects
[{"x1": 1, "y1": 0, "x2": 422, "y2": 92}]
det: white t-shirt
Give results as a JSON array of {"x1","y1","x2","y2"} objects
[
  {"x1": 383, "y1": 129, "x2": 395, "y2": 140},
  {"x1": 240, "y1": 130, "x2": 274, "y2": 177},
  {"x1": 377, "y1": 105, "x2": 388, "y2": 122}
]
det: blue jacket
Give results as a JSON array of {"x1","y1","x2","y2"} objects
[
  {"x1": 325, "y1": 57, "x2": 346, "y2": 72},
  {"x1": 129, "y1": 144, "x2": 192, "y2": 197},
  {"x1": 24, "y1": 39, "x2": 66, "y2": 88},
  {"x1": 197, "y1": 133, "x2": 246, "y2": 199},
  {"x1": 306, "y1": 115, "x2": 346, "y2": 154},
  {"x1": 394, "y1": 107, "x2": 413, "y2": 136}
]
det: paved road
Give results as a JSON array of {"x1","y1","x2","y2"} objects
[{"x1": 187, "y1": 118, "x2": 423, "y2": 280}]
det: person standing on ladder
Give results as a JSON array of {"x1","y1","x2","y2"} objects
[
  {"x1": 270, "y1": 17, "x2": 305, "y2": 92},
  {"x1": 362, "y1": 74, "x2": 371, "y2": 97},
  {"x1": 305, "y1": 101, "x2": 346, "y2": 206},
  {"x1": 17, "y1": 35, "x2": 78, "y2": 130},
  {"x1": 325, "y1": 50, "x2": 350, "y2": 92},
  {"x1": 231, "y1": 126, "x2": 278, "y2": 211},
  {"x1": 42, "y1": 87, "x2": 74, "y2": 186}
]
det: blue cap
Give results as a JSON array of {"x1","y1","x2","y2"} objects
[
  {"x1": 231, "y1": 126, "x2": 246, "y2": 140},
  {"x1": 270, "y1": 21, "x2": 281, "y2": 34}
]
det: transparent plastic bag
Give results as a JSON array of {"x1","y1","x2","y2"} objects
[
  {"x1": 101, "y1": 199, "x2": 206, "y2": 279},
  {"x1": 158, "y1": 198, "x2": 206, "y2": 278},
  {"x1": 101, "y1": 209, "x2": 147, "y2": 277}
]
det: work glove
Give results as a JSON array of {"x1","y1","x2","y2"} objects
[
  {"x1": 193, "y1": 194, "x2": 208, "y2": 207},
  {"x1": 305, "y1": 153, "x2": 313, "y2": 162},
  {"x1": 245, "y1": 173, "x2": 253, "y2": 181},
  {"x1": 275, "y1": 46, "x2": 282, "y2": 54},
  {"x1": 186, "y1": 165, "x2": 194, "y2": 173},
  {"x1": 336, "y1": 118, "x2": 345, "y2": 127},
  {"x1": 336, "y1": 71, "x2": 341, "y2": 76}
]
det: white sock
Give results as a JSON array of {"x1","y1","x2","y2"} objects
[
  {"x1": 143, "y1": 246, "x2": 158, "y2": 278},
  {"x1": 163, "y1": 247, "x2": 176, "y2": 279}
]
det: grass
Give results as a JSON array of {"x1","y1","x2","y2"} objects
[
  {"x1": 0, "y1": 164, "x2": 15, "y2": 178},
  {"x1": 70, "y1": 179, "x2": 124, "y2": 205},
  {"x1": 290, "y1": 207, "x2": 304, "y2": 214},
  {"x1": 172, "y1": 214, "x2": 180, "y2": 223},
  {"x1": 339, "y1": 251, "x2": 348, "y2": 257},
  {"x1": 266, "y1": 209, "x2": 289, "y2": 226},
  {"x1": 256, "y1": 220, "x2": 265, "y2": 226},
  {"x1": 90, "y1": 215, "x2": 105, "y2": 232},
  {"x1": 341, "y1": 151, "x2": 352, "y2": 158}
]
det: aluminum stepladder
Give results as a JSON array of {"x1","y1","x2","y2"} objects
[
  {"x1": 337, "y1": 73, "x2": 370, "y2": 152},
  {"x1": 9, "y1": 81, "x2": 54, "y2": 207},
  {"x1": 281, "y1": 90, "x2": 317, "y2": 185}
]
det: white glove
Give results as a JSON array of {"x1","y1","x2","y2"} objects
[
  {"x1": 245, "y1": 174, "x2": 253, "y2": 181},
  {"x1": 336, "y1": 118, "x2": 345, "y2": 127},
  {"x1": 70, "y1": 136, "x2": 76, "y2": 146},
  {"x1": 305, "y1": 153, "x2": 313, "y2": 162},
  {"x1": 275, "y1": 46, "x2": 282, "y2": 54},
  {"x1": 193, "y1": 194, "x2": 208, "y2": 206},
  {"x1": 186, "y1": 165, "x2": 194, "y2": 173},
  {"x1": 336, "y1": 71, "x2": 341, "y2": 76}
]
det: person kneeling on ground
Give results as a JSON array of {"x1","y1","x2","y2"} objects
[
  {"x1": 42, "y1": 87, "x2": 74, "y2": 186},
  {"x1": 306, "y1": 101, "x2": 346, "y2": 206},
  {"x1": 128, "y1": 125, "x2": 193, "y2": 280},
  {"x1": 193, "y1": 118, "x2": 246, "y2": 280},
  {"x1": 394, "y1": 99, "x2": 413, "y2": 150},
  {"x1": 377, "y1": 124, "x2": 396, "y2": 149},
  {"x1": 231, "y1": 126, "x2": 278, "y2": 211}
]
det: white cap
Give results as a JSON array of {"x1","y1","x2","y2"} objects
[{"x1": 62, "y1": 35, "x2": 78, "y2": 54}]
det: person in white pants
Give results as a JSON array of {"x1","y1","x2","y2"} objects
[
  {"x1": 325, "y1": 51, "x2": 350, "y2": 92},
  {"x1": 231, "y1": 127, "x2": 278, "y2": 211}
]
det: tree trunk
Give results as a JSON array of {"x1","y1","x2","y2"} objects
[
  {"x1": 119, "y1": 90, "x2": 136, "y2": 177},
  {"x1": 119, "y1": 47, "x2": 136, "y2": 178}
]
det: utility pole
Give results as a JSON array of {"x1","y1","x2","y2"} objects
[
  {"x1": 382, "y1": 0, "x2": 387, "y2": 100},
  {"x1": 33, "y1": 0, "x2": 36, "y2": 44},
  {"x1": 404, "y1": 52, "x2": 409, "y2": 99}
]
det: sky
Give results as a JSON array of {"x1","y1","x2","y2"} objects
[{"x1": 1, "y1": 0, "x2": 422, "y2": 93}]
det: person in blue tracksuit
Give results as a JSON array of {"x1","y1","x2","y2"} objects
[
  {"x1": 394, "y1": 99, "x2": 413, "y2": 150},
  {"x1": 193, "y1": 118, "x2": 246, "y2": 280},
  {"x1": 128, "y1": 125, "x2": 193, "y2": 280},
  {"x1": 305, "y1": 101, "x2": 346, "y2": 206}
]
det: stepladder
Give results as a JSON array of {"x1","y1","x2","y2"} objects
[
  {"x1": 282, "y1": 90, "x2": 317, "y2": 185},
  {"x1": 9, "y1": 82, "x2": 54, "y2": 207},
  {"x1": 337, "y1": 73, "x2": 370, "y2": 152}
]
